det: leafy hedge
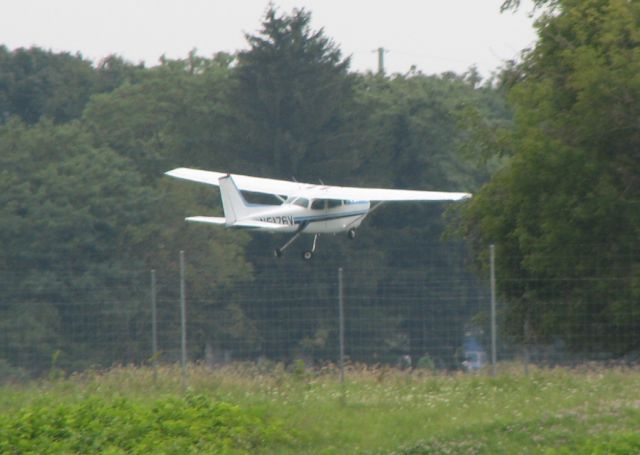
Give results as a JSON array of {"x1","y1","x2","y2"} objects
[{"x1": 0, "y1": 393, "x2": 292, "y2": 454}]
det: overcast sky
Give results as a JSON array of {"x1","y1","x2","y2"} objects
[{"x1": 1, "y1": 0, "x2": 539, "y2": 77}]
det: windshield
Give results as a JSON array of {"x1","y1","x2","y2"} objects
[{"x1": 291, "y1": 197, "x2": 309, "y2": 208}]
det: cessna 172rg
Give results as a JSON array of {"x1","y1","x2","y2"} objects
[{"x1": 165, "y1": 168, "x2": 471, "y2": 259}]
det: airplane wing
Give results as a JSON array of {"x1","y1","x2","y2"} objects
[
  {"x1": 300, "y1": 185, "x2": 471, "y2": 202},
  {"x1": 166, "y1": 168, "x2": 471, "y2": 202},
  {"x1": 166, "y1": 168, "x2": 306, "y2": 196}
]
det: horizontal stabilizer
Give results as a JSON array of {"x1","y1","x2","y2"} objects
[
  {"x1": 185, "y1": 216, "x2": 291, "y2": 231},
  {"x1": 185, "y1": 216, "x2": 226, "y2": 225},
  {"x1": 232, "y1": 220, "x2": 292, "y2": 231}
]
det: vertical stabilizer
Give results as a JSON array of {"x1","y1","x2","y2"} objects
[{"x1": 218, "y1": 175, "x2": 252, "y2": 225}]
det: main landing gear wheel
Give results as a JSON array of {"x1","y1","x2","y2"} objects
[
  {"x1": 273, "y1": 222, "x2": 308, "y2": 259},
  {"x1": 348, "y1": 228, "x2": 357, "y2": 239},
  {"x1": 302, "y1": 250, "x2": 313, "y2": 260}
]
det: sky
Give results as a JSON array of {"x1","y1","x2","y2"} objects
[{"x1": 1, "y1": 0, "x2": 539, "y2": 77}]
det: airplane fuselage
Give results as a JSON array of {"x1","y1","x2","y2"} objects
[{"x1": 250, "y1": 198, "x2": 370, "y2": 234}]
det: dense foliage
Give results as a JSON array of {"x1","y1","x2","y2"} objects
[
  {"x1": 0, "y1": 393, "x2": 290, "y2": 453},
  {"x1": 456, "y1": 0, "x2": 640, "y2": 354},
  {"x1": 1, "y1": 2, "x2": 637, "y2": 376}
]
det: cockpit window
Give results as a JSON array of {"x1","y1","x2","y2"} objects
[
  {"x1": 327, "y1": 199, "x2": 342, "y2": 208},
  {"x1": 292, "y1": 197, "x2": 309, "y2": 208},
  {"x1": 311, "y1": 199, "x2": 327, "y2": 210}
]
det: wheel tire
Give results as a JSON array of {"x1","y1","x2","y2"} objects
[
  {"x1": 348, "y1": 229, "x2": 357, "y2": 239},
  {"x1": 274, "y1": 248, "x2": 283, "y2": 258},
  {"x1": 302, "y1": 251, "x2": 313, "y2": 260}
]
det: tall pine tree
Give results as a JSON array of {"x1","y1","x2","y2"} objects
[{"x1": 230, "y1": 7, "x2": 357, "y2": 182}]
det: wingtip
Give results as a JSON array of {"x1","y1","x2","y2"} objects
[{"x1": 165, "y1": 167, "x2": 183, "y2": 177}]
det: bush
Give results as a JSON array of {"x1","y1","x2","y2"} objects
[
  {"x1": 0, "y1": 393, "x2": 292, "y2": 454},
  {"x1": 416, "y1": 354, "x2": 436, "y2": 372}
]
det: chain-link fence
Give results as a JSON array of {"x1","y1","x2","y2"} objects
[{"x1": 1, "y1": 244, "x2": 638, "y2": 381}]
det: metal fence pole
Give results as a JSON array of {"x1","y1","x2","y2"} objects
[
  {"x1": 338, "y1": 267, "x2": 345, "y2": 391},
  {"x1": 151, "y1": 269, "x2": 158, "y2": 383},
  {"x1": 523, "y1": 316, "x2": 530, "y2": 376},
  {"x1": 180, "y1": 250, "x2": 187, "y2": 387},
  {"x1": 490, "y1": 244, "x2": 497, "y2": 377}
]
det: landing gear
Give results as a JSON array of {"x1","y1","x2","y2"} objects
[
  {"x1": 274, "y1": 231, "x2": 303, "y2": 258},
  {"x1": 348, "y1": 228, "x2": 357, "y2": 239},
  {"x1": 274, "y1": 223, "x2": 310, "y2": 259},
  {"x1": 302, "y1": 234, "x2": 319, "y2": 260}
]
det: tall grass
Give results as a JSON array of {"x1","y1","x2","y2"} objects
[{"x1": 1, "y1": 363, "x2": 639, "y2": 454}]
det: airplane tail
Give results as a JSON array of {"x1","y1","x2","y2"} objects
[{"x1": 218, "y1": 175, "x2": 254, "y2": 226}]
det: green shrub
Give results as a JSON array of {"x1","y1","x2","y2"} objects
[
  {"x1": 416, "y1": 354, "x2": 436, "y2": 372},
  {"x1": 0, "y1": 393, "x2": 292, "y2": 454}
]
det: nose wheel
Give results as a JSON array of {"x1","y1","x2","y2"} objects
[
  {"x1": 302, "y1": 234, "x2": 319, "y2": 260},
  {"x1": 348, "y1": 228, "x2": 357, "y2": 239}
]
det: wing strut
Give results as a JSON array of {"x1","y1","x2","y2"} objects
[{"x1": 345, "y1": 201, "x2": 384, "y2": 234}]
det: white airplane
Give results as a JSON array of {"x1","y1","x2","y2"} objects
[{"x1": 165, "y1": 168, "x2": 471, "y2": 259}]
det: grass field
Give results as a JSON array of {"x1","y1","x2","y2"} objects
[{"x1": 1, "y1": 363, "x2": 639, "y2": 454}]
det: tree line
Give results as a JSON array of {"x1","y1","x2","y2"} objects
[{"x1": 0, "y1": 1, "x2": 637, "y2": 376}]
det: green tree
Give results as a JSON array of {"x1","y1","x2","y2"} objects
[
  {"x1": 348, "y1": 72, "x2": 502, "y2": 365},
  {"x1": 0, "y1": 46, "x2": 138, "y2": 125},
  {"x1": 0, "y1": 118, "x2": 159, "y2": 371},
  {"x1": 457, "y1": 0, "x2": 640, "y2": 354},
  {"x1": 230, "y1": 6, "x2": 357, "y2": 181},
  {"x1": 83, "y1": 54, "x2": 257, "y2": 362},
  {"x1": 84, "y1": 52, "x2": 235, "y2": 181},
  {"x1": 94, "y1": 54, "x2": 145, "y2": 93}
]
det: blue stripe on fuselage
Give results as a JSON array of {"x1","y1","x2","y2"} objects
[{"x1": 293, "y1": 210, "x2": 368, "y2": 224}]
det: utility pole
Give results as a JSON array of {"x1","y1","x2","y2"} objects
[{"x1": 376, "y1": 47, "x2": 386, "y2": 75}]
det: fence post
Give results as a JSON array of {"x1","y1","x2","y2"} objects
[
  {"x1": 523, "y1": 316, "x2": 530, "y2": 376},
  {"x1": 180, "y1": 250, "x2": 187, "y2": 387},
  {"x1": 490, "y1": 244, "x2": 497, "y2": 377},
  {"x1": 338, "y1": 267, "x2": 345, "y2": 397},
  {"x1": 151, "y1": 269, "x2": 158, "y2": 383}
]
